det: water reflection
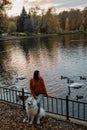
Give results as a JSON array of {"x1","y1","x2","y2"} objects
[
  {"x1": 19, "y1": 37, "x2": 59, "y2": 73},
  {"x1": 0, "y1": 34, "x2": 87, "y2": 100}
]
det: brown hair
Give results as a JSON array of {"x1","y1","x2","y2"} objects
[{"x1": 33, "y1": 70, "x2": 39, "y2": 80}]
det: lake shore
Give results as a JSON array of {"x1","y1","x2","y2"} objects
[
  {"x1": 0, "y1": 34, "x2": 57, "y2": 41},
  {"x1": 0, "y1": 101, "x2": 87, "y2": 130},
  {"x1": 0, "y1": 31, "x2": 87, "y2": 41}
]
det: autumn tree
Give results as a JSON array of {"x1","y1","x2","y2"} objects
[
  {"x1": 68, "y1": 9, "x2": 81, "y2": 30},
  {"x1": 58, "y1": 8, "x2": 86, "y2": 32},
  {"x1": 79, "y1": 24, "x2": 84, "y2": 32},
  {"x1": 0, "y1": 0, "x2": 11, "y2": 34},
  {"x1": 65, "y1": 17, "x2": 69, "y2": 31},
  {"x1": 8, "y1": 21, "x2": 17, "y2": 33},
  {"x1": 58, "y1": 11, "x2": 69, "y2": 31},
  {"x1": 40, "y1": 9, "x2": 47, "y2": 33},
  {"x1": 82, "y1": 7, "x2": 87, "y2": 30},
  {"x1": 40, "y1": 8, "x2": 59, "y2": 33}
]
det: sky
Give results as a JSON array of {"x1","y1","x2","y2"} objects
[{"x1": 7, "y1": 0, "x2": 87, "y2": 16}]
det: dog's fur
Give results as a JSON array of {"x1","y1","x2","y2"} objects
[{"x1": 23, "y1": 96, "x2": 45, "y2": 124}]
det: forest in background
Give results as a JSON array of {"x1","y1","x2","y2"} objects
[{"x1": 0, "y1": 0, "x2": 87, "y2": 35}]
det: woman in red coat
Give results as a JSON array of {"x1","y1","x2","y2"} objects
[{"x1": 30, "y1": 70, "x2": 48, "y2": 113}]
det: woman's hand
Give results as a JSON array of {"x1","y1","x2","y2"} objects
[{"x1": 34, "y1": 96, "x2": 38, "y2": 99}]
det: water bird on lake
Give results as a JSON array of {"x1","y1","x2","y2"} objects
[
  {"x1": 76, "y1": 95, "x2": 83, "y2": 100},
  {"x1": 9, "y1": 85, "x2": 18, "y2": 90},
  {"x1": 16, "y1": 74, "x2": 26, "y2": 80},
  {"x1": 68, "y1": 83, "x2": 83, "y2": 95},
  {"x1": 67, "y1": 78, "x2": 74, "y2": 84},
  {"x1": 69, "y1": 83, "x2": 83, "y2": 89},
  {"x1": 80, "y1": 76, "x2": 86, "y2": 80},
  {"x1": 61, "y1": 76, "x2": 67, "y2": 79}
]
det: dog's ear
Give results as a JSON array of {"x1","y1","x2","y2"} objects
[{"x1": 30, "y1": 95, "x2": 33, "y2": 98}]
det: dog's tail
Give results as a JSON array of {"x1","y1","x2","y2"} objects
[{"x1": 40, "y1": 108, "x2": 45, "y2": 117}]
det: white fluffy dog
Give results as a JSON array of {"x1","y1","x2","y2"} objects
[{"x1": 23, "y1": 96, "x2": 45, "y2": 124}]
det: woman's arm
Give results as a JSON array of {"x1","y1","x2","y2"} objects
[{"x1": 40, "y1": 77, "x2": 48, "y2": 96}]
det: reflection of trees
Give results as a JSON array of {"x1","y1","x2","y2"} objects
[
  {"x1": 1, "y1": 35, "x2": 87, "y2": 86},
  {"x1": 19, "y1": 36, "x2": 60, "y2": 70},
  {"x1": 20, "y1": 36, "x2": 59, "y2": 57},
  {"x1": 0, "y1": 41, "x2": 6, "y2": 73},
  {"x1": 19, "y1": 38, "x2": 38, "y2": 61},
  {"x1": 40, "y1": 36, "x2": 59, "y2": 60},
  {"x1": 64, "y1": 35, "x2": 70, "y2": 48},
  {"x1": 59, "y1": 34, "x2": 87, "y2": 49},
  {"x1": 0, "y1": 41, "x2": 17, "y2": 86}
]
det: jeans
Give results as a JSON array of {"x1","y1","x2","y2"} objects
[
  {"x1": 37, "y1": 94, "x2": 44, "y2": 113},
  {"x1": 37, "y1": 94, "x2": 44, "y2": 104}
]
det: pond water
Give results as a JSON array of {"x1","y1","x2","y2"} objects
[{"x1": 0, "y1": 34, "x2": 87, "y2": 101}]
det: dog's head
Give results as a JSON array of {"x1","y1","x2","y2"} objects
[{"x1": 26, "y1": 96, "x2": 37, "y2": 107}]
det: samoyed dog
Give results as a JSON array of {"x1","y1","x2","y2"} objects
[{"x1": 23, "y1": 96, "x2": 45, "y2": 124}]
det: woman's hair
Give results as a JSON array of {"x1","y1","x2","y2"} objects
[{"x1": 33, "y1": 70, "x2": 39, "y2": 80}]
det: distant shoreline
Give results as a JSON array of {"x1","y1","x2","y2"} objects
[
  {"x1": 0, "y1": 34, "x2": 57, "y2": 41},
  {"x1": 0, "y1": 32, "x2": 87, "y2": 41},
  {"x1": 58, "y1": 31, "x2": 87, "y2": 35}
]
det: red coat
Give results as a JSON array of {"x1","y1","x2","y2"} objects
[{"x1": 30, "y1": 76, "x2": 48, "y2": 98}]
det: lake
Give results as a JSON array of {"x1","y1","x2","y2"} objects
[{"x1": 0, "y1": 34, "x2": 87, "y2": 101}]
